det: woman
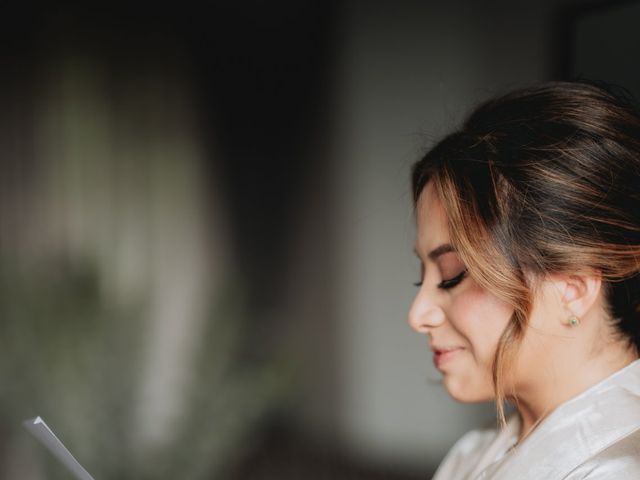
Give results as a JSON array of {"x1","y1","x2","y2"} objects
[{"x1": 408, "y1": 81, "x2": 640, "y2": 479}]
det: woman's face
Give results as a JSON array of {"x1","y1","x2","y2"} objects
[{"x1": 408, "y1": 182, "x2": 515, "y2": 402}]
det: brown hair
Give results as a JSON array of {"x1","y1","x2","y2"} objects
[{"x1": 411, "y1": 81, "x2": 640, "y2": 426}]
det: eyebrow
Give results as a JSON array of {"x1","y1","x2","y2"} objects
[{"x1": 413, "y1": 244, "x2": 455, "y2": 261}]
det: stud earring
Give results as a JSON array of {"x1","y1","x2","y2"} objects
[{"x1": 566, "y1": 315, "x2": 580, "y2": 327}]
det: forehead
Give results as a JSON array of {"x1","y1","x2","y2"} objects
[{"x1": 415, "y1": 182, "x2": 450, "y2": 250}]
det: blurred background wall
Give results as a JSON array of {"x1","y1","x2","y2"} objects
[{"x1": 0, "y1": 1, "x2": 636, "y2": 479}]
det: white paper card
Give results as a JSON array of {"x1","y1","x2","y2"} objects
[{"x1": 23, "y1": 416, "x2": 94, "y2": 480}]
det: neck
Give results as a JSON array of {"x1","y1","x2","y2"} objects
[{"x1": 513, "y1": 345, "x2": 638, "y2": 443}]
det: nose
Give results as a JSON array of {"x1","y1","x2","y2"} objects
[{"x1": 408, "y1": 288, "x2": 446, "y2": 334}]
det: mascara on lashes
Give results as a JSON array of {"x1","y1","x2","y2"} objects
[{"x1": 413, "y1": 269, "x2": 468, "y2": 289}]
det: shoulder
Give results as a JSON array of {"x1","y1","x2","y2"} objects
[
  {"x1": 564, "y1": 427, "x2": 640, "y2": 479},
  {"x1": 431, "y1": 428, "x2": 498, "y2": 480}
]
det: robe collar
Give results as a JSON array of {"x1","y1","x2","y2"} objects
[{"x1": 477, "y1": 359, "x2": 640, "y2": 480}]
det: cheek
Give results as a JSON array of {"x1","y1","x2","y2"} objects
[
  {"x1": 443, "y1": 285, "x2": 514, "y2": 402},
  {"x1": 448, "y1": 285, "x2": 513, "y2": 364}
]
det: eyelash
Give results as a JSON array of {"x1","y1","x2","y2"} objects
[{"x1": 413, "y1": 270, "x2": 467, "y2": 290}]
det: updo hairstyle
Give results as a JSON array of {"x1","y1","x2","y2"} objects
[{"x1": 411, "y1": 81, "x2": 640, "y2": 424}]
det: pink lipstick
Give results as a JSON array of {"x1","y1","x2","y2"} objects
[{"x1": 433, "y1": 347, "x2": 464, "y2": 369}]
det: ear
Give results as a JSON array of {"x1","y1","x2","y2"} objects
[{"x1": 553, "y1": 273, "x2": 602, "y2": 318}]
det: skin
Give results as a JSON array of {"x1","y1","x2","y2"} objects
[{"x1": 409, "y1": 182, "x2": 639, "y2": 442}]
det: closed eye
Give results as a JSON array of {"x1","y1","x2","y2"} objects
[
  {"x1": 413, "y1": 269, "x2": 467, "y2": 289},
  {"x1": 438, "y1": 270, "x2": 467, "y2": 290},
  {"x1": 413, "y1": 262, "x2": 425, "y2": 287}
]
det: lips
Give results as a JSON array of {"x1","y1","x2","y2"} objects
[{"x1": 432, "y1": 346, "x2": 464, "y2": 369}]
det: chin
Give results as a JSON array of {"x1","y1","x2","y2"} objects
[{"x1": 444, "y1": 377, "x2": 494, "y2": 403}]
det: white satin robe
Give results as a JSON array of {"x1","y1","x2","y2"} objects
[{"x1": 432, "y1": 359, "x2": 640, "y2": 479}]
